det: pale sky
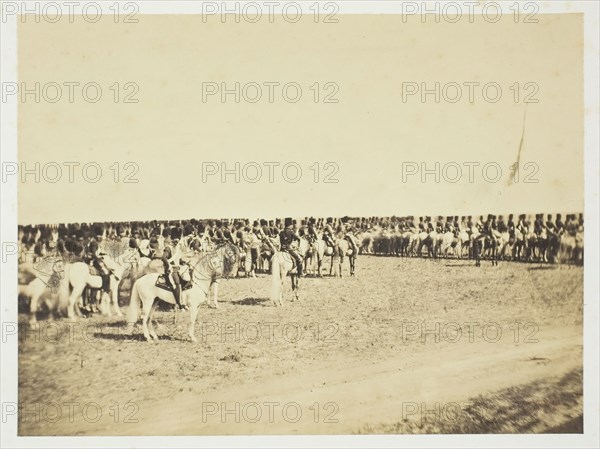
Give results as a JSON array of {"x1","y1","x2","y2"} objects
[{"x1": 18, "y1": 14, "x2": 583, "y2": 224}]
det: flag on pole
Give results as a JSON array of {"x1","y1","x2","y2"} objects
[{"x1": 508, "y1": 105, "x2": 528, "y2": 186}]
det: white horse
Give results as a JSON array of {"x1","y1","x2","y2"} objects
[
  {"x1": 305, "y1": 233, "x2": 333, "y2": 277},
  {"x1": 19, "y1": 258, "x2": 68, "y2": 327},
  {"x1": 330, "y1": 237, "x2": 357, "y2": 277},
  {"x1": 62, "y1": 260, "x2": 106, "y2": 318},
  {"x1": 270, "y1": 250, "x2": 300, "y2": 306},
  {"x1": 126, "y1": 243, "x2": 239, "y2": 342}
]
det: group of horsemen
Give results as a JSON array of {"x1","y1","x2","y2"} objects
[
  {"x1": 18, "y1": 217, "x2": 360, "y2": 310},
  {"x1": 402, "y1": 213, "x2": 580, "y2": 240},
  {"x1": 379, "y1": 213, "x2": 583, "y2": 258},
  {"x1": 19, "y1": 213, "x2": 582, "y2": 310}
]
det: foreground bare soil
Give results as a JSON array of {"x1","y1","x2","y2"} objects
[{"x1": 18, "y1": 256, "x2": 583, "y2": 435}]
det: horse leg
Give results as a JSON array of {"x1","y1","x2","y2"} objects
[
  {"x1": 212, "y1": 280, "x2": 219, "y2": 308},
  {"x1": 28, "y1": 283, "x2": 45, "y2": 328},
  {"x1": 279, "y1": 277, "x2": 284, "y2": 306},
  {"x1": 140, "y1": 298, "x2": 153, "y2": 341},
  {"x1": 291, "y1": 275, "x2": 299, "y2": 301},
  {"x1": 111, "y1": 278, "x2": 123, "y2": 317},
  {"x1": 99, "y1": 290, "x2": 111, "y2": 316},
  {"x1": 147, "y1": 299, "x2": 159, "y2": 341},
  {"x1": 188, "y1": 294, "x2": 203, "y2": 342},
  {"x1": 68, "y1": 283, "x2": 86, "y2": 319}
]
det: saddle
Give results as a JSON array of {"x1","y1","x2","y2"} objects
[
  {"x1": 155, "y1": 274, "x2": 193, "y2": 292},
  {"x1": 282, "y1": 249, "x2": 300, "y2": 273}
]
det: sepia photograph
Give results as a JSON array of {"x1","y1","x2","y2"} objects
[{"x1": 1, "y1": 1, "x2": 598, "y2": 448}]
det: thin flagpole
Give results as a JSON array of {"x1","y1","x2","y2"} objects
[{"x1": 508, "y1": 104, "x2": 528, "y2": 186}]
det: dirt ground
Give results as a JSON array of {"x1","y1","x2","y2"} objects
[{"x1": 17, "y1": 256, "x2": 583, "y2": 435}]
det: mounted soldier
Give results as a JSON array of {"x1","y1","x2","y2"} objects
[
  {"x1": 426, "y1": 217, "x2": 434, "y2": 233},
  {"x1": 507, "y1": 214, "x2": 516, "y2": 238},
  {"x1": 517, "y1": 214, "x2": 528, "y2": 235},
  {"x1": 306, "y1": 217, "x2": 319, "y2": 244},
  {"x1": 222, "y1": 220, "x2": 235, "y2": 245},
  {"x1": 534, "y1": 214, "x2": 546, "y2": 236},
  {"x1": 555, "y1": 214, "x2": 565, "y2": 236},
  {"x1": 84, "y1": 229, "x2": 111, "y2": 294},
  {"x1": 545, "y1": 214, "x2": 558, "y2": 237},
  {"x1": 256, "y1": 219, "x2": 276, "y2": 254},
  {"x1": 322, "y1": 217, "x2": 336, "y2": 249},
  {"x1": 343, "y1": 222, "x2": 359, "y2": 256},
  {"x1": 279, "y1": 217, "x2": 303, "y2": 277},
  {"x1": 150, "y1": 236, "x2": 184, "y2": 309}
]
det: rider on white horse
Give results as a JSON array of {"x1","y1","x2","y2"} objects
[
  {"x1": 343, "y1": 223, "x2": 359, "y2": 255},
  {"x1": 306, "y1": 218, "x2": 319, "y2": 244},
  {"x1": 322, "y1": 218, "x2": 336, "y2": 249},
  {"x1": 84, "y1": 237, "x2": 111, "y2": 294},
  {"x1": 254, "y1": 219, "x2": 276, "y2": 254},
  {"x1": 149, "y1": 235, "x2": 184, "y2": 309},
  {"x1": 280, "y1": 217, "x2": 303, "y2": 277}
]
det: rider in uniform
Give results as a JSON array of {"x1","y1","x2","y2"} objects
[
  {"x1": 517, "y1": 214, "x2": 528, "y2": 237},
  {"x1": 507, "y1": 214, "x2": 515, "y2": 238},
  {"x1": 497, "y1": 215, "x2": 508, "y2": 234},
  {"x1": 545, "y1": 214, "x2": 557, "y2": 238},
  {"x1": 426, "y1": 217, "x2": 434, "y2": 233},
  {"x1": 280, "y1": 217, "x2": 303, "y2": 277},
  {"x1": 84, "y1": 233, "x2": 110, "y2": 294},
  {"x1": 222, "y1": 220, "x2": 235, "y2": 245},
  {"x1": 306, "y1": 218, "x2": 319, "y2": 244},
  {"x1": 322, "y1": 218, "x2": 336, "y2": 249},
  {"x1": 534, "y1": 214, "x2": 546, "y2": 236},
  {"x1": 418, "y1": 217, "x2": 426, "y2": 232},
  {"x1": 212, "y1": 220, "x2": 225, "y2": 244},
  {"x1": 258, "y1": 219, "x2": 276, "y2": 253},
  {"x1": 343, "y1": 222, "x2": 359, "y2": 255},
  {"x1": 555, "y1": 214, "x2": 565, "y2": 236},
  {"x1": 150, "y1": 236, "x2": 184, "y2": 309}
]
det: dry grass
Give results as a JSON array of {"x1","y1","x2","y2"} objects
[{"x1": 18, "y1": 256, "x2": 583, "y2": 435}]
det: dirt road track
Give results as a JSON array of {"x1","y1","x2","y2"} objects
[{"x1": 84, "y1": 326, "x2": 581, "y2": 435}]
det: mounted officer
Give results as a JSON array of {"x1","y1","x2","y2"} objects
[
  {"x1": 84, "y1": 229, "x2": 110, "y2": 294},
  {"x1": 279, "y1": 217, "x2": 303, "y2": 277},
  {"x1": 306, "y1": 217, "x2": 319, "y2": 244},
  {"x1": 343, "y1": 222, "x2": 359, "y2": 255},
  {"x1": 149, "y1": 236, "x2": 184, "y2": 309},
  {"x1": 322, "y1": 217, "x2": 336, "y2": 249}
]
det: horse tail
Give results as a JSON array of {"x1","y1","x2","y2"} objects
[
  {"x1": 126, "y1": 278, "x2": 141, "y2": 326},
  {"x1": 270, "y1": 253, "x2": 282, "y2": 303}
]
